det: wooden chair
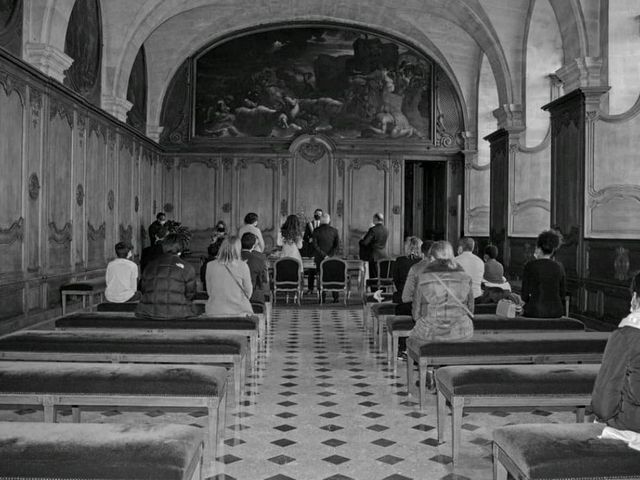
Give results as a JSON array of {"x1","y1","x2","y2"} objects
[
  {"x1": 318, "y1": 257, "x2": 349, "y2": 305},
  {"x1": 272, "y1": 257, "x2": 303, "y2": 305},
  {"x1": 366, "y1": 258, "x2": 395, "y2": 293}
]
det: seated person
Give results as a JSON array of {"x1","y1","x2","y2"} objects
[
  {"x1": 205, "y1": 236, "x2": 253, "y2": 316},
  {"x1": 591, "y1": 272, "x2": 640, "y2": 433},
  {"x1": 476, "y1": 245, "x2": 523, "y2": 306},
  {"x1": 409, "y1": 241, "x2": 474, "y2": 343},
  {"x1": 521, "y1": 230, "x2": 566, "y2": 318},
  {"x1": 105, "y1": 242, "x2": 140, "y2": 303},
  {"x1": 455, "y1": 236, "x2": 484, "y2": 301},
  {"x1": 240, "y1": 232, "x2": 269, "y2": 304},
  {"x1": 140, "y1": 225, "x2": 167, "y2": 275},
  {"x1": 400, "y1": 240, "x2": 434, "y2": 317},
  {"x1": 200, "y1": 242, "x2": 218, "y2": 292},
  {"x1": 392, "y1": 236, "x2": 423, "y2": 313},
  {"x1": 135, "y1": 234, "x2": 197, "y2": 319}
]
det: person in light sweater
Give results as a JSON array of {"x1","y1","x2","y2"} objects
[
  {"x1": 205, "y1": 236, "x2": 253, "y2": 316},
  {"x1": 454, "y1": 236, "x2": 484, "y2": 300},
  {"x1": 105, "y1": 242, "x2": 140, "y2": 303}
]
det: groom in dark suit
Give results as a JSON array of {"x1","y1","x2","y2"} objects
[
  {"x1": 312, "y1": 213, "x2": 340, "y2": 302},
  {"x1": 302, "y1": 208, "x2": 323, "y2": 292},
  {"x1": 359, "y1": 212, "x2": 389, "y2": 282}
]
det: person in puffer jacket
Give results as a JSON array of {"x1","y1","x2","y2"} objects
[
  {"x1": 135, "y1": 233, "x2": 198, "y2": 319},
  {"x1": 591, "y1": 272, "x2": 640, "y2": 432}
]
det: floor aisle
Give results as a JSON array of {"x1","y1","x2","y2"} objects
[{"x1": 0, "y1": 306, "x2": 577, "y2": 480}]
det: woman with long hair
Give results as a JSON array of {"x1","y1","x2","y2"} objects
[
  {"x1": 279, "y1": 214, "x2": 303, "y2": 262},
  {"x1": 204, "y1": 236, "x2": 253, "y2": 316},
  {"x1": 408, "y1": 240, "x2": 474, "y2": 342},
  {"x1": 521, "y1": 230, "x2": 566, "y2": 318}
]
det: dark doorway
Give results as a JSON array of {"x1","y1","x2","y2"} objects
[{"x1": 404, "y1": 161, "x2": 447, "y2": 241}]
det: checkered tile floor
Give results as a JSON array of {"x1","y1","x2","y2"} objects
[{"x1": 0, "y1": 306, "x2": 578, "y2": 479}]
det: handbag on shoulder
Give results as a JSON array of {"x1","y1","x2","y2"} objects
[{"x1": 496, "y1": 299, "x2": 517, "y2": 318}]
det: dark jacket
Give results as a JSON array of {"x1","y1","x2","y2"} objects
[
  {"x1": 241, "y1": 249, "x2": 269, "y2": 303},
  {"x1": 140, "y1": 243, "x2": 163, "y2": 275},
  {"x1": 392, "y1": 255, "x2": 422, "y2": 304},
  {"x1": 591, "y1": 325, "x2": 640, "y2": 432},
  {"x1": 359, "y1": 223, "x2": 389, "y2": 261},
  {"x1": 135, "y1": 253, "x2": 197, "y2": 319},
  {"x1": 312, "y1": 224, "x2": 340, "y2": 265},
  {"x1": 148, "y1": 220, "x2": 164, "y2": 245},
  {"x1": 301, "y1": 220, "x2": 320, "y2": 257},
  {"x1": 521, "y1": 258, "x2": 565, "y2": 318}
]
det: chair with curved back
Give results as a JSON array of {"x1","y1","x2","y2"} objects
[
  {"x1": 318, "y1": 257, "x2": 350, "y2": 305},
  {"x1": 366, "y1": 258, "x2": 396, "y2": 293},
  {"x1": 272, "y1": 257, "x2": 303, "y2": 305}
]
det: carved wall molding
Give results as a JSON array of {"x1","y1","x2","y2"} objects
[
  {"x1": 48, "y1": 221, "x2": 72, "y2": 244},
  {"x1": 76, "y1": 184, "x2": 84, "y2": 206},
  {"x1": 600, "y1": 92, "x2": 640, "y2": 124},
  {"x1": 28, "y1": 173, "x2": 40, "y2": 200},
  {"x1": 0, "y1": 217, "x2": 24, "y2": 245},
  {"x1": 87, "y1": 221, "x2": 105, "y2": 241},
  {"x1": 235, "y1": 158, "x2": 248, "y2": 171},
  {"x1": 281, "y1": 158, "x2": 289, "y2": 176},
  {"x1": 162, "y1": 157, "x2": 175, "y2": 170},
  {"x1": 0, "y1": 70, "x2": 26, "y2": 105},
  {"x1": 119, "y1": 224, "x2": 133, "y2": 243},
  {"x1": 289, "y1": 134, "x2": 335, "y2": 164},
  {"x1": 510, "y1": 198, "x2": 551, "y2": 215},
  {"x1": 120, "y1": 134, "x2": 133, "y2": 154},
  {"x1": 177, "y1": 157, "x2": 219, "y2": 169},
  {"x1": 336, "y1": 157, "x2": 345, "y2": 177},
  {"x1": 29, "y1": 88, "x2": 42, "y2": 128},
  {"x1": 107, "y1": 190, "x2": 114, "y2": 210},
  {"x1": 348, "y1": 158, "x2": 390, "y2": 172},
  {"x1": 134, "y1": 195, "x2": 139, "y2": 212},
  {"x1": 222, "y1": 157, "x2": 233, "y2": 171},
  {"x1": 613, "y1": 246, "x2": 630, "y2": 282},
  {"x1": 49, "y1": 97, "x2": 75, "y2": 127}
]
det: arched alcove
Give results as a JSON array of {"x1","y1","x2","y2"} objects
[
  {"x1": 160, "y1": 23, "x2": 465, "y2": 150},
  {"x1": 63, "y1": 0, "x2": 102, "y2": 106}
]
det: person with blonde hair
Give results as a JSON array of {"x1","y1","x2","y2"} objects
[
  {"x1": 205, "y1": 236, "x2": 253, "y2": 316},
  {"x1": 408, "y1": 240, "x2": 474, "y2": 342},
  {"x1": 392, "y1": 236, "x2": 423, "y2": 306}
]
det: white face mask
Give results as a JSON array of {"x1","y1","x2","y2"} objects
[{"x1": 126, "y1": 251, "x2": 133, "y2": 259}]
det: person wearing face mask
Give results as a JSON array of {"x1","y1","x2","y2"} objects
[
  {"x1": 105, "y1": 242, "x2": 140, "y2": 303},
  {"x1": 521, "y1": 229, "x2": 566, "y2": 318},
  {"x1": 302, "y1": 208, "x2": 323, "y2": 293},
  {"x1": 148, "y1": 212, "x2": 167, "y2": 245}
]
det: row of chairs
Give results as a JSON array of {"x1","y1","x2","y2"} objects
[{"x1": 272, "y1": 257, "x2": 352, "y2": 305}]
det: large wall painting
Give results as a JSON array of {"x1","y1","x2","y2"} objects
[{"x1": 194, "y1": 27, "x2": 434, "y2": 140}]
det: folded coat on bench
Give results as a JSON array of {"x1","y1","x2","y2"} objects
[
  {"x1": 0, "y1": 330, "x2": 247, "y2": 403},
  {"x1": 492, "y1": 423, "x2": 640, "y2": 480},
  {"x1": 435, "y1": 364, "x2": 600, "y2": 463},
  {"x1": 0, "y1": 421, "x2": 204, "y2": 480},
  {"x1": 406, "y1": 331, "x2": 610, "y2": 409},
  {"x1": 0, "y1": 361, "x2": 227, "y2": 464}
]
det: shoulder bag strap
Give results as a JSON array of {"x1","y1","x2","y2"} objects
[
  {"x1": 429, "y1": 273, "x2": 474, "y2": 320},
  {"x1": 224, "y1": 264, "x2": 252, "y2": 302}
]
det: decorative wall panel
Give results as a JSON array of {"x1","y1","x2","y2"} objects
[{"x1": 86, "y1": 126, "x2": 106, "y2": 267}]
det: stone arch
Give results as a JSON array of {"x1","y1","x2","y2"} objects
[
  {"x1": 106, "y1": 0, "x2": 514, "y2": 122},
  {"x1": 147, "y1": 16, "x2": 470, "y2": 136},
  {"x1": 548, "y1": 0, "x2": 589, "y2": 61},
  {"x1": 23, "y1": 0, "x2": 76, "y2": 53}
]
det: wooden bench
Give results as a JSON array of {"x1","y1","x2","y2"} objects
[
  {"x1": 370, "y1": 302, "x2": 398, "y2": 349},
  {"x1": 387, "y1": 314, "x2": 586, "y2": 369},
  {"x1": 0, "y1": 421, "x2": 204, "y2": 480},
  {"x1": 193, "y1": 292, "x2": 267, "y2": 345},
  {"x1": 0, "y1": 361, "x2": 227, "y2": 465},
  {"x1": 493, "y1": 423, "x2": 640, "y2": 480},
  {"x1": 60, "y1": 278, "x2": 106, "y2": 315},
  {"x1": 406, "y1": 331, "x2": 609, "y2": 410},
  {"x1": 435, "y1": 364, "x2": 600, "y2": 463},
  {"x1": 96, "y1": 301, "x2": 138, "y2": 312},
  {"x1": 362, "y1": 293, "x2": 394, "y2": 332},
  {"x1": 0, "y1": 329, "x2": 247, "y2": 404},
  {"x1": 55, "y1": 312, "x2": 260, "y2": 367}
]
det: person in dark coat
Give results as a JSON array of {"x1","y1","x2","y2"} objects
[
  {"x1": 240, "y1": 232, "x2": 269, "y2": 304},
  {"x1": 591, "y1": 272, "x2": 640, "y2": 432},
  {"x1": 135, "y1": 233, "x2": 197, "y2": 319},
  {"x1": 140, "y1": 224, "x2": 168, "y2": 275},
  {"x1": 521, "y1": 230, "x2": 566, "y2": 318},
  {"x1": 148, "y1": 212, "x2": 167, "y2": 245},
  {"x1": 359, "y1": 212, "x2": 389, "y2": 282},
  {"x1": 302, "y1": 208, "x2": 323, "y2": 292},
  {"x1": 392, "y1": 236, "x2": 423, "y2": 309},
  {"x1": 312, "y1": 213, "x2": 340, "y2": 302}
]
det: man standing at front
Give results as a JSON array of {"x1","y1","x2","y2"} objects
[
  {"x1": 312, "y1": 213, "x2": 340, "y2": 302},
  {"x1": 303, "y1": 208, "x2": 323, "y2": 292},
  {"x1": 455, "y1": 236, "x2": 484, "y2": 301},
  {"x1": 359, "y1": 212, "x2": 389, "y2": 281}
]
